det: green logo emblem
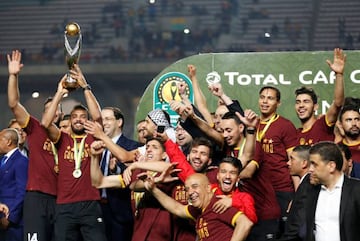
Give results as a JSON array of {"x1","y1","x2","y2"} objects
[{"x1": 154, "y1": 72, "x2": 194, "y2": 126}]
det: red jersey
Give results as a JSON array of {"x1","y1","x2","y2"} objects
[
  {"x1": 186, "y1": 196, "x2": 242, "y2": 241},
  {"x1": 23, "y1": 116, "x2": 57, "y2": 196},
  {"x1": 297, "y1": 115, "x2": 335, "y2": 145},
  {"x1": 55, "y1": 133, "x2": 99, "y2": 204},
  {"x1": 257, "y1": 115, "x2": 297, "y2": 192},
  {"x1": 211, "y1": 183, "x2": 257, "y2": 223},
  {"x1": 343, "y1": 140, "x2": 360, "y2": 163}
]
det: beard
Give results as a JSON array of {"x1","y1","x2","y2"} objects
[
  {"x1": 71, "y1": 126, "x2": 85, "y2": 135},
  {"x1": 344, "y1": 129, "x2": 360, "y2": 140},
  {"x1": 299, "y1": 113, "x2": 312, "y2": 124}
]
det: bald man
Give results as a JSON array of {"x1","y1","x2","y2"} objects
[{"x1": 144, "y1": 173, "x2": 253, "y2": 241}]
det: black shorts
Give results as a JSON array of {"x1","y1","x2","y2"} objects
[
  {"x1": 23, "y1": 191, "x2": 56, "y2": 241},
  {"x1": 54, "y1": 200, "x2": 106, "y2": 241}
]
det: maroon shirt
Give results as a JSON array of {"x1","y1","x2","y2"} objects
[
  {"x1": 257, "y1": 115, "x2": 297, "y2": 192},
  {"x1": 241, "y1": 143, "x2": 281, "y2": 221},
  {"x1": 131, "y1": 169, "x2": 176, "y2": 241},
  {"x1": 171, "y1": 181, "x2": 197, "y2": 241},
  {"x1": 297, "y1": 115, "x2": 335, "y2": 145},
  {"x1": 186, "y1": 195, "x2": 242, "y2": 241},
  {"x1": 343, "y1": 140, "x2": 360, "y2": 163},
  {"x1": 23, "y1": 116, "x2": 57, "y2": 196},
  {"x1": 55, "y1": 133, "x2": 99, "y2": 204}
]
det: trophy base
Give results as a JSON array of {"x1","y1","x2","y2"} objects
[{"x1": 64, "y1": 76, "x2": 79, "y2": 90}]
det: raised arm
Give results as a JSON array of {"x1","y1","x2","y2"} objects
[
  {"x1": 41, "y1": 76, "x2": 67, "y2": 142},
  {"x1": 73, "y1": 64, "x2": 102, "y2": 124},
  {"x1": 144, "y1": 175, "x2": 188, "y2": 218},
  {"x1": 208, "y1": 82, "x2": 233, "y2": 106},
  {"x1": 164, "y1": 139, "x2": 195, "y2": 182},
  {"x1": 238, "y1": 110, "x2": 259, "y2": 167},
  {"x1": 90, "y1": 141, "x2": 126, "y2": 188},
  {"x1": 7, "y1": 50, "x2": 30, "y2": 126},
  {"x1": 186, "y1": 103, "x2": 224, "y2": 147},
  {"x1": 187, "y1": 64, "x2": 214, "y2": 125},
  {"x1": 84, "y1": 120, "x2": 136, "y2": 162},
  {"x1": 325, "y1": 48, "x2": 345, "y2": 124}
]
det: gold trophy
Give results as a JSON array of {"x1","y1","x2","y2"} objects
[{"x1": 64, "y1": 22, "x2": 82, "y2": 89}]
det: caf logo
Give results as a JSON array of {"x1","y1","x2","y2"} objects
[
  {"x1": 153, "y1": 72, "x2": 194, "y2": 126},
  {"x1": 155, "y1": 72, "x2": 191, "y2": 104}
]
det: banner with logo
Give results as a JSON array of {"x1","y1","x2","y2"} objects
[{"x1": 135, "y1": 51, "x2": 360, "y2": 136}]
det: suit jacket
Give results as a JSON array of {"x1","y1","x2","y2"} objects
[
  {"x1": 280, "y1": 174, "x2": 311, "y2": 241},
  {"x1": 104, "y1": 134, "x2": 140, "y2": 223},
  {"x1": 305, "y1": 175, "x2": 360, "y2": 241},
  {"x1": 0, "y1": 149, "x2": 28, "y2": 224}
]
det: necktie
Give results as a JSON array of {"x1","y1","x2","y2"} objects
[
  {"x1": 0, "y1": 156, "x2": 7, "y2": 167},
  {"x1": 100, "y1": 150, "x2": 108, "y2": 175},
  {"x1": 100, "y1": 150, "x2": 108, "y2": 199}
]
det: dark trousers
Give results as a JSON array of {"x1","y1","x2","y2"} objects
[
  {"x1": 100, "y1": 202, "x2": 133, "y2": 241},
  {"x1": 275, "y1": 191, "x2": 294, "y2": 238},
  {"x1": 55, "y1": 201, "x2": 106, "y2": 241},
  {"x1": 246, "y1": 219, "x2": 279, "y2": 241},
  {"x1": 23, "y1": 191, "x2": 56, "y2": 241}
]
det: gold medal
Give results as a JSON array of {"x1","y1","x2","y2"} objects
[
  {"x1": 73, "y1": 169, "x2": 82, "y2": 178},
  {"x1": 54, "y1": 165, "x2": 59, "y2": 174}
]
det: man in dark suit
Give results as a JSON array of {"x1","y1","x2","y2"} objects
[
  {"x1": 305, "y1": 141, "x2": 360, "y2": 241},
  {"x1": 280, "y1": 145, "x2": 312, "y2": 241},
  {"x1": 0, "y1": 128, "x2": 28, "y2": 241},
  {"x1": 99, "y1": 107, "x2": 141, "y2": 241}
]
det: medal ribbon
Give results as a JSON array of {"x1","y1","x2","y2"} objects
[
  {"x1": 50, "y1": 141, "x2": 58, "y2": 168},
  {"x1": 73, "y1": 135, "x2": 87, "y2": 171},
  {"x1": 256, "y1": 114, "x2": 278, "y2": 142}
]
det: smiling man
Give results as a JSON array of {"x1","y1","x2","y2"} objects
[
  {"x1": 295, "y1": 48, "x2": 345, "y2": 145},
  {"x1": 144, "y1": 173, "x2": 254, "y2": 241}
]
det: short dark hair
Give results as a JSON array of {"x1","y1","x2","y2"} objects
[
  {"x1": 219, "y1": 156, "x2": 243, "y2": 174},
  {"x1": 295, "y1": 86, "x2": 318, "y2": 104},
  {"x1": 339, "y1": 104, "x2": 360, "y2": 121},
  {"x1": 70, "y1": 104, "x2": 89, "y2": 119},
  {"x1": 146, "y1": 137, "x2": 165, "y2": 152},
  {"x1": 259, "y1": 86, "x2": 281, "y2": 101},
  {"x1": 190, "y1": 137, "x2": 213, "y2": 158},
  {"x1": 309, "y1": 141, "x2": 343, "y2": 171},
  {"x1": 61, "y1": 114, "x2": 71, "y2": 121},
  {"x1": 222, "y1": 111, "x2": 243, "y2": 125},
  {"x1": 337, "y1": 142, "x2": 352, "y2": 160},
  {"x1": 293, "y1": 145, "x2": 311, "y2": 165}
]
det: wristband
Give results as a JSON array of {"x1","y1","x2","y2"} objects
[
  {"x1": 83, "y1": 84, "x2": 91, "y2": 91},
  {"x1": 246, "y1": 128, "x2": 256, "y2": 135}
]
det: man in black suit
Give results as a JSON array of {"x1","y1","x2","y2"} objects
[
  {"x1": 99, "y1": 107, "x2": 141, "y2": 241},
  {"x1": 280, "y1": 145, "x2": 312, "y2": 241},
  {"x1": 305, "y1": 141, "x2": 360, "y2": 241}
]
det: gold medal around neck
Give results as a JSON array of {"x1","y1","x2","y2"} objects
[
  {"x1": 54, "y1": 165, "x2": 59, "y2": 174},
  {"x1": 73, "y1": 169, "x2": 82, "y2": 178}
]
